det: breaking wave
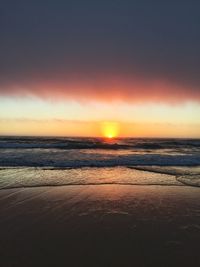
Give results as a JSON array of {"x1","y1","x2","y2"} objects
[{"x1": 1, "y1": 137, "x2": 200, "y2": 150}]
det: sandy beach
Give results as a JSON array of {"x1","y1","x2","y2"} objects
[{"x1": 0, "y1": 184, "x2": 199, "y2": 267}]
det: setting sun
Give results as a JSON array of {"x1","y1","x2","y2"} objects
[{"x1": 101, "y1": 122, "x2": 120, "y2": 138}]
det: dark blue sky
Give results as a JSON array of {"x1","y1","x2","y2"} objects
[{"x1": 0, "y1": 1, "x2": 200, "y2": 102}]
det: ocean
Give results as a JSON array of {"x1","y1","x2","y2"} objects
[
  {"x1": 0, "y1": 136, "x2": 200, "y2": 189},
  {"x1": 1, "y1": 136, "x2": 200, "y2": 267}
]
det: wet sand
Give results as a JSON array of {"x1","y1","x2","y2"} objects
[{"x1": 0, "y1": 184, "x2": 200, "y2": 267}]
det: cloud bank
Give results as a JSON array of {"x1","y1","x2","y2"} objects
[{"x1": 0, "y1": 1, "x2": 200, "y2": 103}]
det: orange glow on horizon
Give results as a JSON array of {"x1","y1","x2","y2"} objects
[{"x1": 101, "y1": 122, "x2": 120, "y2": 138}]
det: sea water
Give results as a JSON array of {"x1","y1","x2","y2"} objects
[{"x1": 0, "y1": 137, "x2": 200, "y2": 189}]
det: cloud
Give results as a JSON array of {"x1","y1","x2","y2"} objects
[
  {"x1": 0, "y1": 73, "x2": 199, "y2": 104},
  {"x1": 0, "y1": 1, "x2": 200, "y2": 103}
]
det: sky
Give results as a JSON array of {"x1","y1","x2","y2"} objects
[{"x1": 0, "y1": 1, "x2": 200, "y2": 137}]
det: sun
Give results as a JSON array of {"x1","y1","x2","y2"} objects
[{"x1": 101, "y1": 122, "x2": 120, "y2": 139}]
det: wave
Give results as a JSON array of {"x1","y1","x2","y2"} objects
[
  {"x1": 1, "y1": 153, "x2": 200, "y2": 168},
  {"x1": 0, "y1": 139, "x2": 129, "y2": 150},
  {"x1": 1, "y1": 166, "x2": 200, "y2": 190},
  {"x1": 129, "y1": 166, "x2": 200, "y2": 176},
  {"x1": 1, "y1": 137, "x2": 200, "y2": 150},
  {"x1": 129, "y1": 166, "x2": 200, "y2": 187},
  {"x1": 0, "y1": 166, "x2": 183, "y2": 190},
  {"x1": 177, "y1": 175, "x2": 200, "y2": 187}
]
